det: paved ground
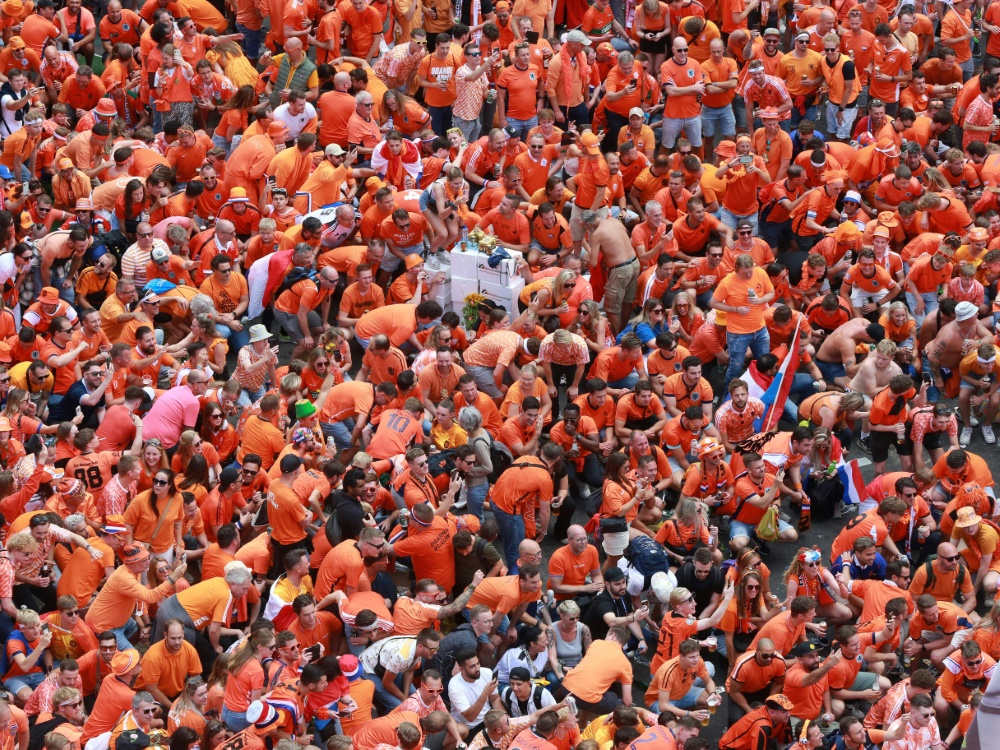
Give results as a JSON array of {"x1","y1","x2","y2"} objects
[{"x1": 534, "y1": 396, "x2": 1000, "y2": 743}]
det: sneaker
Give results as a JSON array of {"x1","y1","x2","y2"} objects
[
  {"x1": 985, "y1": 425, "x2": 997, "y2": 445},
  {"x1": 857, "y1": 435, "x2": 871, "y2": 453},
  {"x1": 970, "y1": 414, "x2": 980, "y2": 427},
  {"x1": 960, "y1": 426, "x2": 974, "y2": 447}
]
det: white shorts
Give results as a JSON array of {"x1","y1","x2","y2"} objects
[
  {"x1": 603, "y1": 530, "x2": 630, "y2": 556},
  {"x1": 849, "y1": 286, "x2": 890, "y2": 307}
]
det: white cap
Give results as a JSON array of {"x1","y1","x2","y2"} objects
[{"x1": 628, "y1": 107, "x2": 644, "y2": 118}]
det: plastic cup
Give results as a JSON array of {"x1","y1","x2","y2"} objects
[
  {"x1": 142, "y1": 376, "x2": 153, "y2": 387},
  {"x1": 706, "y1": 635, "x2": 717, "y2": 652}
]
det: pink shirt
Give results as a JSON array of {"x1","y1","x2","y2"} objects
[{"x1": 141, "y1": 386, "x2": 201, "y2": 449}]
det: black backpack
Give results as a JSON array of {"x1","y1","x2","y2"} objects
[
  {"x1": 921, "y1": 556, "x2": 968, "y2": 596},
  {"x1": 325, "y1": 494, "x2": 346, "y2": 547},
  {"x1": 94, "y1": 230, "x2": 129, "y2": 262},
  {"x1": 277, "y1": 265, "x2": 319, "y2": 298},
  {"x1": 475, "y1": 435, "x2": 513, "y2": 484}
]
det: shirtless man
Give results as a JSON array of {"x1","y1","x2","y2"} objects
[
  {"x1": 585, "y1": 210, "x2": 639, "y2": 335},
  {"x1": 37, "y1": 227, "x2": 90, "y2": 292},
  {"x1": 928, "y1": 301, "x2": 994, "y2": 402},
  {"x1": 847, "y1": 338, "x2": 901, "y2": 452},
  {"x1": 918, "y1": 298, "x2": 957, "y2": 403},
  {"x1": 814, "y1": 319, "x2": 887, "y2": 389}
]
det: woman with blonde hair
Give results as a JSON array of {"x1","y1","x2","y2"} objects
[
  {"x1": 552, "y1": 599, "x2": 591, "y2": 674},
  {"x1": 380, "y1": 90, "x2": 430, "y2": 137},
  {"x1": 632, "y1": 0, "x2": 670, "y2": 71},
  {"x1": 171, "y1": 431, "x2": 221, "y2": 478},
  {"x1": 656, "y1": 497, "x2": 720, "y2": 565},
  {"x1": 3, "y1": 388, "x2": 61, "y2": 442},
  {"x1": 169, "y1": 677, "x2": 209, "y2": 734},
  {"x1": 524, "y1": 269, "x2": 577, "y2": 320},
  {"x1": 618, "y1": 298, "x2": 667, "y2": 350},
  {"x1": 569, "y1": 299, "x2": 610, "y2": 361},
  {"x1": 668, "y1": 291, "x2": 704, "y2": 346},
  {"x1": 879, "y1": 300, "x2": 918, "y2": 369},
  {"x1": 221, "y1": 629, "x2": 275, "y2": 731},
  {"x1": 419, "y1": 167, "x2": 472, "y2": 254},
  {"x1": 137, "y1": 438, "x2": 170, "y2": 494},
  {"x1": 796, "y1": 393, "x2": 866, "y2": 452},
  {"x1": 970, "y1": 598, "x2": 999, "y2": 658},
  {"x1": 411, "y1": 325, "x2": 452, "y2": 377}
]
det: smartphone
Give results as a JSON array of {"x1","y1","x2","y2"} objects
[
  {"x1": 922, "y1": 372, "x2": 933, "y2": 385},
  {"x1": 739, "y1": 155, "x2": 753, "y2": 165},
  {"x1": 332, "y1": 350, "x2": 343, "y2": 363},
  {"x1": 560, "y1": 132, "x2": 574, "y2": 146},
  {"x1": 526, "y1": 30, "x2": 539, "y2": 44},
  {"x1": 303, "y1": 644, "x2": 322, "y2": 661}
]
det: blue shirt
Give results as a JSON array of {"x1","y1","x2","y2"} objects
[{"x1": 829, "y1": 551, "x2": 887, "y2": 581}]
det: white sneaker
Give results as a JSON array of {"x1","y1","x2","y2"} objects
[
  {"x1": 960, "y1": 426, "x2": 973, "y2": 447},
  {"x1": 970, "y1": 414, "x2": 980, "y2": 427},
  {"x1": 984, "y1": 425, "x2": 997, "y2": 445}
]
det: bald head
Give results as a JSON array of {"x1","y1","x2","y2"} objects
[
  {"x1": 334, "y1": 72, "x2": 351, "y2": 91},
  {"x1": 519, "y1": 539, "x2": 541, "y2": 561},
  {"x1": 215, "y1": 219, "x2": 235, "y2": 236},
  {"x1": 938, "y1": 542, "x2": 959, "y2": 558}
]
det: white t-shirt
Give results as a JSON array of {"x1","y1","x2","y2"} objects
[
  {"x1": 273, "y1": 102, "x2": 318, "y2": 141},
  {"x1": 448, "y1": 667, "x2": 498, "y2": 727},
  {"x1": 0, "y1": 91, "x2": 24, "y2": 135}
]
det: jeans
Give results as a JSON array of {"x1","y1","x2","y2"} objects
[
  {"x1": 236, "y1": 24, "x2": 262, "y2": 59},
  {"x1": 922, "y1": 352, "x2": 940, "y2": 403},
  {"x1": 215, "y1": 323, "x2": 251, "y2": 354},
  {"x1": 702, "y1": 104, "x2": 736, "y2": 137},
  {"x1": 719, "y1": 206, "x2": 759, "y2": 234},
  {"x1": 237, "y1": 386, "x2": 266, "y2": 407},
  {"x1": 364, "y1": 672, "x2": 411, "y2": 713},
  {"x1": 789, "y1": 102, "x2": 818, "y2": 130},
  {"x1": 428, "y1": 105, "x2": 453, "y2": 134},
  {"x1": 560, "y1": 102, "x2": 590, "y2": 127},
  {"x1": 960, "y1": 57, "x2": 975, "y2": 81},
  {"x1": 467, "y1": 483, "x2": 489, "y2": 520},
  {"x1": 906, "y1": 290, "x2": 940, "y2": 331},
  {"x1": 321, "y1": 417, "x2": 356, "y2": 450},
  {"x1": 453, "y1": 114, "x2": 481, "y2": 144},
  {"x1": 785, "y1": 372, "x2": 820, "y2": 422},
  {"x1": 110, "y1": 618, "x2": 138, "y2": 650},
  {"x1": 725, "y1": 328, "x2": 771, "y2": 387},
  {"x1": 493, "y1": 506, "x2": 526, "y2": 572},
  {"x1": 223, "y1": 706, "x2": 251, "y2": 732},
  {"x1": 608, "y1": 373, "x2": 640, "y2": 390},
  {"x1": 505, "y1": 115, "x2": 538, "y2": 138}
]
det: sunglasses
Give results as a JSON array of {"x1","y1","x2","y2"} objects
[
  {"x1": 63, "y1": 610, "x2": 80, "y2": 616},
  {"x1": 941, "y1": 554, "x2": 961, "y2": 562},
  {"x1": 243, "y1": 469, "x2": 258, "y2": 476},
  {"x1": 211, "y1": 413, "x2": 223, "y2": 419},
  {"x1": 60, "y1": 701, "x2": 83, "y2": 708},
  {"x1": 138, "y1": 232, "x2": 153, "y2": 238},
  {"x1": 153, "y1": 478, "x2": 169, "y2": 487}
]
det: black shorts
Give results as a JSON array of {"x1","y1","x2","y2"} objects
[
  {"x1": 638, "y1": 33, "x2": 667, "y2": 54},
  {"x1": 896, "y1": 423, "x2": 943, "y2": 457},
  {"x1": 871, "y1": 429, "x2": 903, "y2": 463}
]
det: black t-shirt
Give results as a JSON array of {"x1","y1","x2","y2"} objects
[
  {"x1": 333, "y1": 492, "x2": 366, "y2": 541},
  {"x1": 675, "y1": 561, "x2": 724, "y2": 616},
  {"x1": 583, "y1": 589, "x2": 634, "y2": 641}
]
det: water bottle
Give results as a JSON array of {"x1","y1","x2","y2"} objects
[
  {"x1": 460, "y1": 226, "x2": 469, "y2": 252},
  {"x1": 387, "y1": 115, "x2": 395, "y2": 131},
  {"x1": 825, "y1": 462, "x2": 836, "y2": 477}
]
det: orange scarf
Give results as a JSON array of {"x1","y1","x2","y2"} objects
[{"x1": 560, "y1": 45, "x2": 589, "y2": 105}]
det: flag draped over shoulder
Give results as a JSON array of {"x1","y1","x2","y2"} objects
[{"x1": 838, "y1": 459, "x2": 867, "y2": 506}]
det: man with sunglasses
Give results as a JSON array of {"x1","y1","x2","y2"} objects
[
  {"x1": 908, "y1": 542, "x2": 977, "y2": 615},
  {"x1": 727, "y1": 639, "x2": 787, "y2": 722},
  {"x1": 934, "y1": 640, "x2": 996, "y2": 723},
  {"x1": 48, "y1": 358, "x2": 115, "y2": 429}
]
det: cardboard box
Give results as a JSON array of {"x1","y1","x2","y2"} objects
[
  {"x1": 479, "y1": 277, "x2": 525, "y2": 313},
  {"x1": 476, "y1": 251, "x2": 521, "y2": 286},
  {"x1": 451, "y1": 276, "x2": 480, "y2": 309},
  {"x1": 449, "y1": 247, "x2": 487, "y2": 279}
]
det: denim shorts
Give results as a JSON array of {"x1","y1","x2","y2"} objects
[
  {"x1": 701, "y1": 104, "x2": 736, "y2": 137},
  {"x1": 730, "y1": 517, "x2": 795, "y2": 541},
  {"x1": 6, "y1": 671, "x2": 45, "y2": 694}
]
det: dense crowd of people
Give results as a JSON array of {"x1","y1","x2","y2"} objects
[{"x1": 0, "y1": 1, "x2": 1000, "y2": 750}]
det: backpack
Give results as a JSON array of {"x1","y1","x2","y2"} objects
[
  {"x1": 475, "y1": 435, "x2": 514, "y2": 484},
  {"x1": 92, "y1": 230, "x2": 129, "y2": 263},
  {"x1": 325, "y1": 495, "x2": 346, "y2": 548},
  {"x1": 428, "y1": 449, "x2": 456, "y2": 478},
  {"x1": 921, "y1": 556, "x2": 967, "y2": 597},
  {"x1": 500, "y1": 684, "x2": 546, "y2": 717},
  {"x1": 622, "y1": 535, "x2": 671, "y2": 588},
  {"x1": 276, "y1": 266, "x2": 319, "y2": 298}
]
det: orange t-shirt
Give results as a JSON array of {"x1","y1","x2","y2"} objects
[{"x1": 712, "y1": 268, "x2": 774, "y2": 335}]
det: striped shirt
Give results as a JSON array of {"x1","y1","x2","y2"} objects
[
  {"x1": 235, "y1": 345, "x2": 270, "y2": 394},
  {"x1": 464, "y1": 330, "x2": 523, "y2": 369},
  {"x1": 537, "y1": 332, "x2": 590, "y2": 367},
  {"x1": 714, "y1": 397, "x2": 766, "y2": 444},
  {"x1": 98, "y1": 475, "x2": 136, "y2": 523}
]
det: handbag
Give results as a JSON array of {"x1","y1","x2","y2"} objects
[{"x1": 599, "y1": 516, "x2": 630, "y2": 535}]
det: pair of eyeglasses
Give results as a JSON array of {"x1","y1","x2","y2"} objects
[{"x1": 314, "y1": 361, "x2": 329, "y2": 367}]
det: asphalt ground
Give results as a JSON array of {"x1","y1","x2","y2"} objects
[{"x1": 529, "y1": 392, "x2": 998, "y2": 745}]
